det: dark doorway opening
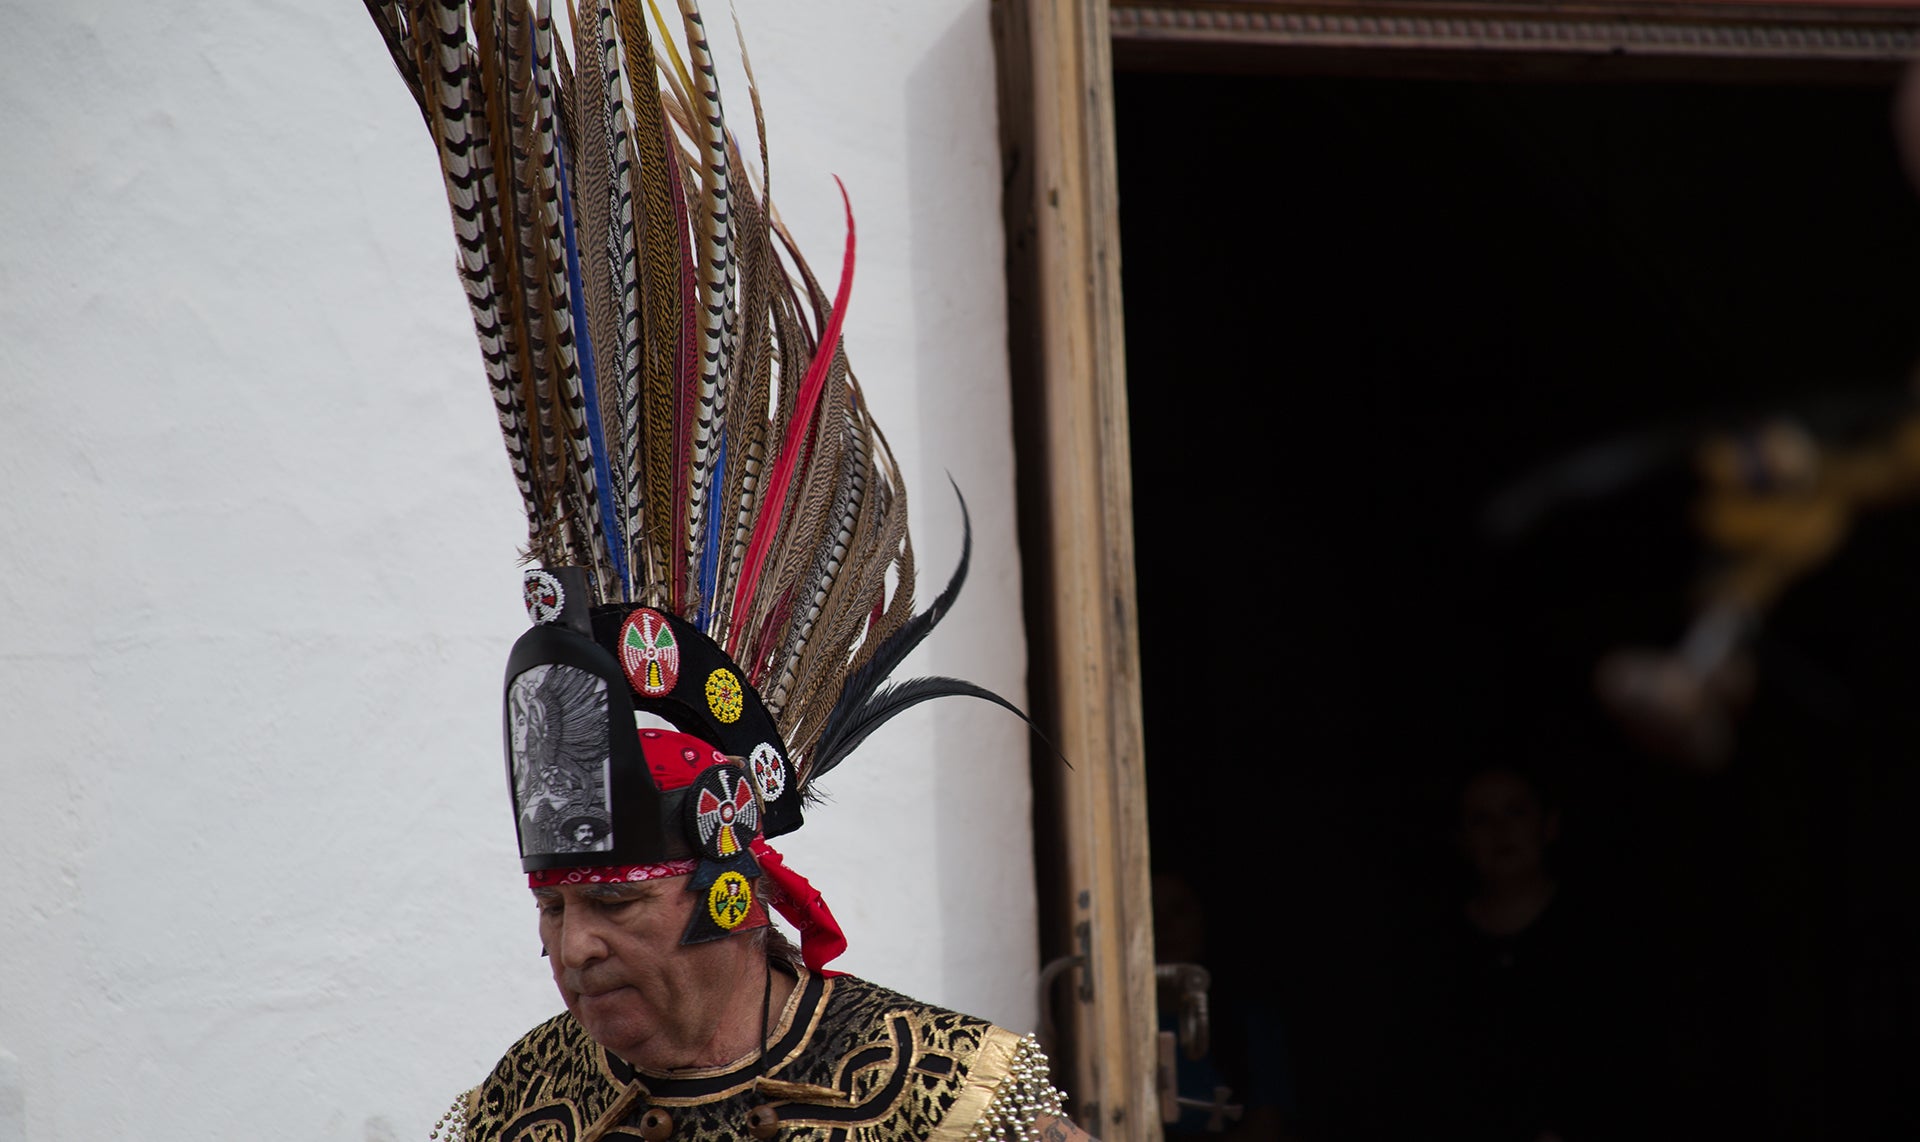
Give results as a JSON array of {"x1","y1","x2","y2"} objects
[{"x1": 1120, "y1": 71, "x2": 1920, "y2": 1142}]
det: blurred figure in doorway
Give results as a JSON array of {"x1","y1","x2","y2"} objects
[{"x1": 1391, "y1": 765, "x2": 1642, "y2": 1142}]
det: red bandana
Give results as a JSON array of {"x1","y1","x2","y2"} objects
[
  {"x1": 523, "y1": 843, "x2": 846, "y2": 975},
  {"x1": 527, "y1": 860, "x2": 698, "y2": 887},
  {"x1": 751, "y1": 838, "x2": 847, "y2": 975}
]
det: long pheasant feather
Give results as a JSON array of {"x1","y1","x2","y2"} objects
[
  {"x1": 714, "y1": 141, "x2": 773, "y2": 619},
  {"x1": 611, "y1": 0, "x2": 682, "y2": 605},
  {"x1": 666, "y1": 137, "x2": 699, "y2": 612},
  {"x1": 730, "y1": 180, "x2": 856, "y2": 651},
  {"x1": 365, "y1": 0, "x2": 427, "y2": 124},
  {"x1": 644, "y1": 0, "x2": 697, "y2": 105},
  {"x1": 529, "y1": 0, "x2": 616, "y2": 591},
  {"x1": 834, "y1": 412, "x2": 915, "y2": 681},
  {"x1": 406, "y1": 0, "x2": 544, "y2": 553},
  {"x1": 789, "y1": 409, "x2": 908, "y2": 745},
  {"x1": 501, "y1": 1, "x2": 567, "y2": 565},
  {"x1": 555, "y1": 120, "x2": 629, "y2": 595},
  {"x1": 672, "y1": 0, "x2": 735, "y2": 621},
  {"x1": 567, "y1": 0, "x2": 628, "y2": 594},
  {"x1": 756, "y1": 347, "x2": 849, "y2": 692},
  {"x1": 585, "y1": 0, "x2": 651, "y2": 592},
  {"x1": 730, "y1": 5, "x2": 770, "y2": 202},
  {"x1": 767, "y1": 410, "x2": 863, "y2": 714}
]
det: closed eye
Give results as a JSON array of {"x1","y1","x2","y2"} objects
[{"x1": 583, "y1": 886, "x2": 660, "y2": 906}]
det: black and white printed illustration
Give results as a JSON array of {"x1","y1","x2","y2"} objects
[{"x1": 508, "y1": 664, "x2": 614, "y2": 856}]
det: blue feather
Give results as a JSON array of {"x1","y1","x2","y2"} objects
[
  {"x1": 554, "y1": 129, "x2": 629, "y2": 598},
  {"x1": 696, "y1": 431, "x2": 727, "y2": 628}
]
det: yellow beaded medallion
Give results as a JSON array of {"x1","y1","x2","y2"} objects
[
  {"x1": 708, "y1": 870, "x2": 754, "y2": 929},
  {"x1": 706, "y1": 667, "x2": 745, "y2": 724}
]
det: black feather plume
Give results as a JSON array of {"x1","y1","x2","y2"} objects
[
  {"x1": 813, "y1": 477, "x2": 971, "y2": 761},
  {"x1": 808, "y1": 676, "x2": 1043, "y2": 782}
]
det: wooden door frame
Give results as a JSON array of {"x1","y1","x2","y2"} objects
[
  {"x1": 993, "y1": 2, "x2": 1157, "y2": 1139},
  {"x1": 1110, "y1": 0, "x2": 1920, "y2": 81},
  {"x1": 990, "y1": 4, "x2": 1920, "y2": 1142}
]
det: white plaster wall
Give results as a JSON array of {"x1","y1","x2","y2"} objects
[{"x1": 0, "y1": 1, "x2": 1031, "y2": 1138}]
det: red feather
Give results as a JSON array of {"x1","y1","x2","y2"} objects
[{"x1": 727, "y1": 178, "x2": 855, "y2": 653}]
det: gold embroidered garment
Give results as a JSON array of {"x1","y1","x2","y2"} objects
[{"x1": 444, "y1": 971, "x2": 1063, "y2": 1142}]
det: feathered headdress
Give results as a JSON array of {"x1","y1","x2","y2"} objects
[{"x1": 365, "y1": 0, "x2": 1022, "y2": 967}]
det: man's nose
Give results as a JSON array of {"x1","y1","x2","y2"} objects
[{"x1": 556, "y1": 908, "x2": 610, "y2": 968}]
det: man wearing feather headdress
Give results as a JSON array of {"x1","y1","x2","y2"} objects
[{"x1": 365, "y1": 3, "x2": 1090, "y2": 1141}]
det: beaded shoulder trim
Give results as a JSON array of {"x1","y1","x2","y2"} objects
[
  {"x1": 430, "y1": 1088, "x2": 473, "y2": 1142},
  {"x1": 962, "y1": 1035, "x2": 1068, "y2": 1142}
]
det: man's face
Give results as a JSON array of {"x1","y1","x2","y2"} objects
[
  {"x1": 534, "y1": 878, "x2": 738, "y2": 1062},
  {"x1": 1458, "y1": 770, "x2": 1558, "y2": 885}
]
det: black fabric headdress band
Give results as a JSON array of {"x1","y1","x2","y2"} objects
[
  {"x1": 504, "y1": 567, "x2": 800, "y2": 870},
  {"x1": 591, "y1": 603, "x2": 803, "y2": 840}
]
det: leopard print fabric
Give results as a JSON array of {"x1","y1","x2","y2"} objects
[{"x1": 455, "y1": 972, "x2": 1047, "y2": 1142}]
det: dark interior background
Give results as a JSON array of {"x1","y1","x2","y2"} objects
[{"x1": 1119, "y1": 71, "x2": 1920, "y2": 1141}]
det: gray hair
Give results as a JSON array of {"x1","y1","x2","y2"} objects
[{"x1": 751, "y1": 877, "x2": 803, "y2": 967}]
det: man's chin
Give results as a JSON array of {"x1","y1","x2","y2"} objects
[
  {"x1": 570, "y1": 989, "x2": 644, "y2": 1045},
  {"x1": 571, "y1": 985, "x2": 633, "y2": 1014}
]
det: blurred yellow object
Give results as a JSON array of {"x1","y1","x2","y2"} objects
[
  {"x1": 1695, "y1": 414, "x2": 1920, "y2": 612},
  {"x1": 1599, "y1": 407, "x2": 1920, "y2": 767}
]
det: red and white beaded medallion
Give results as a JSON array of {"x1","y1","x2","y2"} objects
[
  {"x1": 618, "y1": 608, "x2": 680, "y2": 696},
  {"x1": 748, "y1": 742, "x2": 787, "y2": 802},
  {"x1": 691, "y1": 765, "x2": 759, "y2": 858},
  {"x1": 522, "y1": 569, "x2": 565, "y2": 625}
]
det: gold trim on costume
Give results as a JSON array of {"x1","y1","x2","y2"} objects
[
  {"x1": 461, "y1": 974, "x2": 1065, "y2": 1142},
  {"x1": 928, "y1": 1028, "x2": 1021, "y2": 1142},
  {"x1": 753, "y1": 1077, "x2": 852, "y2": 1104}
]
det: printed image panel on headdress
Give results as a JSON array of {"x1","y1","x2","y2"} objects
[
  {"x1": 592, "y1": 605, "x2": 804, "y2": 839},
  {"x1": 504, "y1": 623, "x2": 689, "y2": 871},
  {"x1": 507, "y1": 664, "x2": 615, "y2": 856}
]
